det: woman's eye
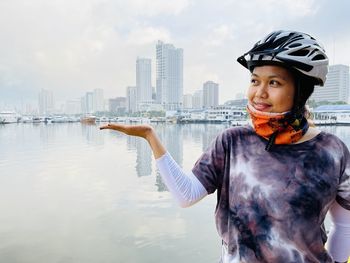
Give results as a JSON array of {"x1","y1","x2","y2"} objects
[
  {"x1": 250, "y1": 79, "x2": 258, "y2": 85},
  {"x1": 270, "y1": 80, "x2": 280, "y2": 86}
]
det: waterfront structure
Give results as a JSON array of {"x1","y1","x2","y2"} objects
[
  {"x1": 156, "y1": 41, "x2": 183, "y2": 110},
  {"x1": 311, "y1": 64, "x2": 350, "y2": 103},
  {"x1": 136, "y1": 58, "x2": 152, "y2": 111},
  {"x1": 38, "y1": 89, "x2": 54, "y2": 115},
  {"x1": 313, "y1": 105, "x2": 350, "y2": 125},
  {"x1": 206, "y1": 105, "x2": 246, "y2": 123},
  {"x1": 192, "y1": 90, "x2": 203, "y2": 109},
  {"x1": 203, "y1": 81, "x2": 219, "y2": 108},
  {"x1": 179, "y1": 106, "x2": 247, "y2": 124},
  {"x1": 126, "y1": 86, "x2": 137, "y2": 113}
]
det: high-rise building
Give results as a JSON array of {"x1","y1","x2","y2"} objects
[
  {"x1": 311, "y1": 64, "x2": 350, "y2": 103},
  {"x1": 126, "y1": 86, "x2": 137, "y2": 113},
  {"x1": 136, "y1": 58, "x2": 152, "y2": 109},
  {"x1": 156, "y1": 41, "x2": 183, "y2": 110},
  {"x1": 81, "y1": 92, "x2": 94, "y2": 114},
  {"x1": 93, "y1": 89, "x2": 104, "y2": 112},
  {"x1": 192, "y1": 90, "x2": 203, "y2": 109},
  {"x1": 65, "y1": 99, "x2": 81, "y2": 115},
  {"x1": 203, "y1": 81, "x2": 219, "y2": 108},
  {"x1": 109, "y1": 97, "x2": 126, "y2": 114},
  {"x1": 183, "y1": 94, "x2": 193, "y2": 109},
  {"x1": 38, "y1": 89, "x2": 54, "y2": 115}
]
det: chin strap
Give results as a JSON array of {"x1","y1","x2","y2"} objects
[{"x1": 265, "y1": 131, "x2": 279, "y2": 151}]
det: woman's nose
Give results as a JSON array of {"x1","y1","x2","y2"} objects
[{"x1": 255, "y1": 84, "x2": 268, "y2": 98}]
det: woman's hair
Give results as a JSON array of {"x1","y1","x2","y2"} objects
[{"x1": 291, "y1": 69, "x2": 315, "y2": 117}]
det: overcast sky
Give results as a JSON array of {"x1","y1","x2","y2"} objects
[{"x1": 1, "y1": 0, "x2": 350, "y2": 108}]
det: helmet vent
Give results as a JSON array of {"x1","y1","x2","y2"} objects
[
  {"x1": 237, "y1": 30, "x2": 329, "y2": 86},
  {"x1": 289, "y1": 43, "x2": 302, "y2": 48},
  {"x1": 312, "y1": 54, "x2": 326, "y2": 61},
  {"x1": 289, "y1": 49, "x2": 309, "y2": 57}
]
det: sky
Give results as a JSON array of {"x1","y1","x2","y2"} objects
[{"x1": 0, "y1": 0, "x2": 350, "y2": 109}]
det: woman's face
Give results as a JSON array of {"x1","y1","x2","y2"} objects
[{"x1": 247, "y1": 65, "x2": 295, "y2": 113}]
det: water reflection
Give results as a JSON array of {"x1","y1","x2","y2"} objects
[
  {"x1": 81, "y1": 123, "x2": 104, "y2": 145},
  {"x1": 157, "y1": 124, "x2": 183, "y2": 166},
  {"x1": 136, "y1": 139, "x2": 152, "y2": 177}
]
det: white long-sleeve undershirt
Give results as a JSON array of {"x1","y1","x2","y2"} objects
[
  {"x1": 155, "y1": 151, "x2": 208, "y2": 207},
  {"x1": 155, "y1": 152, "x2": 350, "y2": 261},
  {"x1": 326, "y1": 201, "x2": 350, "y2": 263}
]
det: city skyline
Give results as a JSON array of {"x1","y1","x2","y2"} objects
[
  {"x1": 1, "y1": 1, "x2": 350, "y2": 109},
  {"x1": 6, "y1": 61, "x2": 350, "y2": 115}
]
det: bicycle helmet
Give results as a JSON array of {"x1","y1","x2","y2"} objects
[{"x1": 237, "y1": 30, "x2": 329, "y2": 86}]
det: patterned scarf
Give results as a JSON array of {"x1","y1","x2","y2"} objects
[{"x1": 246, "y1": 103, "x2": 309, "y2": 151}]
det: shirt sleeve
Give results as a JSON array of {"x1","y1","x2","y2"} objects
[
  {"x1": 155, "y1": 152, "x2": 208, "y2": 208},
  {"x1": 336, "y1": 141, "x2": 350, "y2": 210},
  {"x1": 326, "y1": 201, "x2": 350, "y2": 262},
  {"x1": 191, "y1": 130, "x2": 228, "y2": 194}
]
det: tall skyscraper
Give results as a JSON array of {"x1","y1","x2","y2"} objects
[
  {"x1": 203, "y1": 81, "x2": 219, "y2": 108},
  {"x1": 38, "y1": 89, "x2": 54, "y2": 115},
  {"x1": 183, "y1": 94, "x2": 193, "y2": 109},
  {"x1": 136, "y1": 58, "x2": 152, "y2": 109},
  {"x1": 156, "y1": 41, "x2": 183, "y2": 110},
  {"x1": 93, "y1": 88, "x2": 104, "y2": 112},
  {"x1": 311, "y1": 64, "x2": 350, "y2": 103},
  {"x1": 81, "y1": 92, "x2": 94, "y2": 114},
  {"x1": 126, "y1": 86, "x2": 137, "y2": 113}
]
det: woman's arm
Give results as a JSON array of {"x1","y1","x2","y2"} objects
[
  {"x1": 156, "y1": 152, "x2": 208, "y2": 207},
  {"x1": 326, "y1": 201, "x2": 350, "y2": 263}
]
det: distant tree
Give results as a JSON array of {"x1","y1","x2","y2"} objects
[{"x1": 307, "y1": 100, "x2": 348, "y2": 108}]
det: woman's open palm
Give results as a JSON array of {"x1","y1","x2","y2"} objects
[{"x1": 99, "y1": 123, "x2": 154, "y2": 139}]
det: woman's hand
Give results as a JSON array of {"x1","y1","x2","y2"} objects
[
  {"x1": 100, "y1": 123, "x2": 166, "y2": 158},
  {"x1": 99, "y1": 123, "x2": 154, "y2": 140}
]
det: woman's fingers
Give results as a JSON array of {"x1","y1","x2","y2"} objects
[
  {"x1": 100, "y1": 123, "x2": 153, "y2": 138},
  {"x1": 99, "y1": 124, "x2": 114, "y2": 130},
  {"x1": 102, "y1": 123, "x2": 125, "y2": 130}
]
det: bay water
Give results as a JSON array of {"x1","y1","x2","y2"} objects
[{"x1": 0, "y1": 123, "x2": 348, "y2": 263}]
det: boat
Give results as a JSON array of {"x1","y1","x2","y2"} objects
[
  {"x1": 80, "y1": 116, "x2": 96, "y2": 124},
  {"x1": 0, "y1": 111, "x2": 18, "y2": 124},
  {"x1": 21, "y1": 116, "x2": 33, "y2": 123},
  {"x1": 52, "y1": 116, "x2": 67, "y2": 123},
  {"x1": 32, "y1": 117, "x2": 43, "y2": 123}
]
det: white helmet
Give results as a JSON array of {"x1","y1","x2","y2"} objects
[{"x1": 237, "y1": 30, "x2": 329, "y2": 86}]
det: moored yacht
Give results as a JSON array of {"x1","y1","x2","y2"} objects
[{"x1": 0, "y1": 111, "x2": 18, "y2": 124}]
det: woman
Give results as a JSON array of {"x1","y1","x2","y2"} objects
[{"x1": 101, "y1": 31, "x2": 350, "y2": 263}]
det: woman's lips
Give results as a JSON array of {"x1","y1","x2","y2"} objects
[{"x1": 253, "y1": 102, "x2": 272, "y2": 111}]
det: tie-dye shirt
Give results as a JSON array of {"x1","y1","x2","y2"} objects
[{"x1": 192, "y1": 126, "x2": 350, "y2": 263}]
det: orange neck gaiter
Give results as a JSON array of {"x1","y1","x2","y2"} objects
[{"x1": 246, "y1": 104, "x2": 309, "y2": 150}]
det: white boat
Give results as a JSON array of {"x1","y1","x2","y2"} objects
[
  {"x1": 32, "y1": 117, "x2": 43, "y2": 123},
  {"x1": 0, "y1": 111, "x2": 18, "y2": 124},
  {"x1": 52, "y1": 116, "x2": 69, "y2": 123},
  {"x1": 21, "y1": 116, "x2": 33, "y2": 123}
]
